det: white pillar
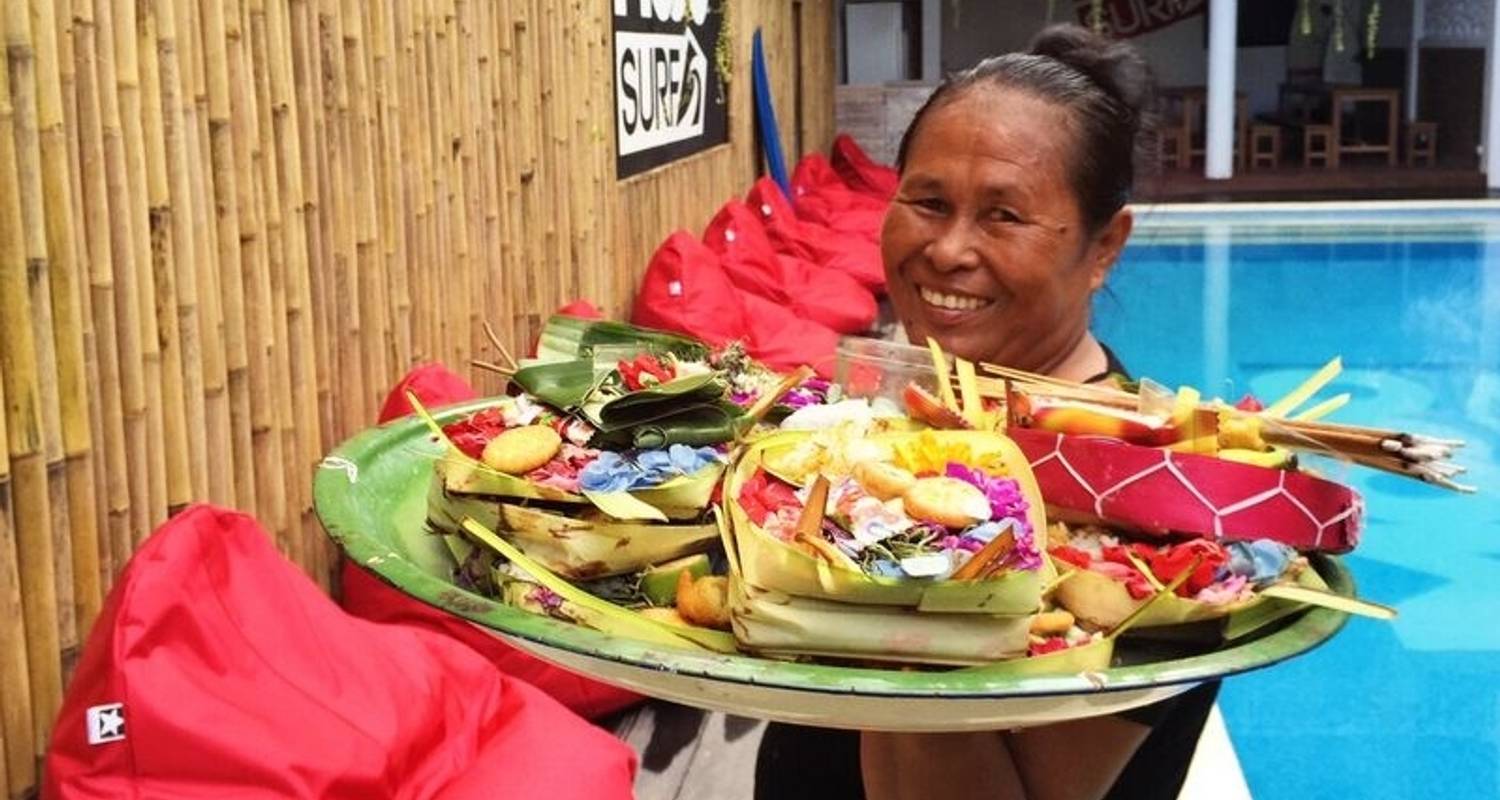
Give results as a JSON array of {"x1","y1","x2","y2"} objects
[
  {"x1": 1485, "y1": 0, "x2": 1500, "y2": 187},
  {"x1": 1205, "y1": 0, "x2": 1238, "y2": 180},
  {"x1": 921, "y1": 0, "x2": 941, "y2": 81},
  {"x1": 1406, "y1": 0, "x2": 1424, "y2": 122}
]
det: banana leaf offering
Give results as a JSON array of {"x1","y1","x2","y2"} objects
[
  {"x1": 719, "y1": 427, "x2": 1122, "y2": 666},
  {"x1": 725, "y1": 429, "x2": 1051, "y2": 614},
  {"x1": 1046, "y1": 522, "x2": 1331, "y2": 631}
]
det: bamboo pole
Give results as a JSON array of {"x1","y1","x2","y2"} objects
[
  {"x1": 6, "y1": 0, "x2": 76, "y2": 656},
  {"x1": 0, "y1": 6, "x2": 62, "y2": 762},
  {"x1": 0, "y1": 271, "x2": 32, "y2": 800},
  {"x1": 91, "y1": 0, "x2": 153, "y2": 565},
  {"x1": 112, "y1": 0, "x2": 170, "y2": 535},
  {"x1": 245, "y1": 0, "x2": 302, "y2": 571},
  {"x1": 223, "y1": 0, "x2": 286, "y2": 547},
  {"x1": 73, "y1": 0, "x2": 132, "y2": 590},
  {"x1": 370, "y1": 0, "x2": 411, "y2": 376},
  {"x1": 152, "y1": 0, "x2": 208, "y2": 503},
  {"x1": 199, "y1": 0, "x2": 256, "y2": 516},
  {"x1": 135, "y1": 0, "x2": 193, "y2": 521},
  {"x1": 264, "y1": 0, "x2": 326, "y2": 585},
  {"x1": 35, "y1": 0, "x2": 101, "y2": 636},
  {"x1": 342, "y1": 0, "x2": 389, "y2": 421},
  {"x1": 288, "y1": 0, "x2": 335, "y2": 451},
  {"x1": 179, "y1": 0, "x2": 233, "y2": 509}
]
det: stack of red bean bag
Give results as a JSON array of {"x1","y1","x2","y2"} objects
[{"x1": 631, "y1": 133, "x2": 898, "y2": 375}]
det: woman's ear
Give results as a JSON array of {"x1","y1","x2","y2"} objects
[{"x1": 1087, "y1": 208, "x2": 1133, "y2": 291}]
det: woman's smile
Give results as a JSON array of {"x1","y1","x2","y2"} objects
[{"x1": 917, "y1": 284, "x2": 994, "y2": 316}]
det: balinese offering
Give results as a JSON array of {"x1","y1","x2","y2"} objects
[{"x1": 413, "y1": 320, "x2": 1437, "y2": 674}]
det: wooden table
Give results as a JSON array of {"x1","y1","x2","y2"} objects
[
  {"x1": 1331, "y1": 87, "x2": 1400, "y2": 166},
  {"x1": 1160, "y1": 87, "x2": 1250, "y2": 169}
]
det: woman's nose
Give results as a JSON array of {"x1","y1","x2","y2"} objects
[{"x1": 924, "y1": 220, "x2": 981, "y2": 273}]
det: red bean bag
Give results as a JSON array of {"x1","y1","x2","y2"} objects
[
  {"x1": 44, "y1": 505, "x2": 637, "y2": 799},
  {"x1": 631, "y1": 230, "x2": 756, "y2": 347},
  {"x1": 632, "y1": 231, "x2": 839, "y2": 375},
  {"x1": 347, "y1": 363, "x2": 645, "y2": 721},
  {"x1": 702, "y1": 201, "x2": 877, "y2": 335},
  {"x1": 830, "y1": 133, "x2": 899, "y2": 201},
  {"x1": 790, "y1": 153, "x2": 887, "y2": 243},
  {"x1": 745, "y1": 178, "x2": 886, "y2": 293}
]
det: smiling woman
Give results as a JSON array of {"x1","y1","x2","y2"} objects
[
  {"x1": 882, "y1": 28, "x2": 1149, "y2": 382},
  {"x1": 756, "y1": 24, "x2": 1212, "y2": 800}
]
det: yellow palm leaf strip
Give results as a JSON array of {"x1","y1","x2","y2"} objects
[
  {"x1": 925, "y1": 337, "x2": 960, "y2": 412},
  {"x1": 1291, "y1": 393, "x2": 1350, "y2": 422},
  {"x1": 1262, "y1": 356, "x2": 1342, "y2": 418},
  {"x1": 953, "y1": 528, "x2": 1016, "y2": 581},
  {"x1": 1107, "y1": 555, "x2": 1203, "y2": 640},
  {"x1": 954, "y1": 357, "x2": 988, "y2": 429}
]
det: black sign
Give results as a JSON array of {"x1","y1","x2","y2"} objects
[{"x1": 613, "y1": 0, "x2": 729, "y2": 178}]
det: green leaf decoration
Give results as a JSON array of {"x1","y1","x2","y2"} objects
[
  {"x1": 510, "y1": 359, "x2": 605, "y2": 410},
  {"x1": 592, "y1": 373, "x2": 730, "y2": 430},
  {"x1": 537, "y1": 315, "x2": 709, "y2": 363}
]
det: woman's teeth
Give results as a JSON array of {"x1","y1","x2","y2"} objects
[{"x1": 919, "y1": 286, "x2": 990, "y2": 312}]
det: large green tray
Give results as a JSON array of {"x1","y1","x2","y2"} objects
[{"x1": 313, "y1": 399, "x2": 1353, "y2": 732}]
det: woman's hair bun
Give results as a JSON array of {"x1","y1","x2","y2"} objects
[{"x1": 1028, "y1": 24, "x2": 1152, "y2": 118}]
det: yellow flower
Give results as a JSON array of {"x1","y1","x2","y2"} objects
[{"x1": 892, "y1": 431, "x2": 1008, "y2": 477}]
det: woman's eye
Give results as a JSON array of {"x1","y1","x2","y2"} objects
[
  {"x1": 984, "y1": 207, "x2": 1021, "y2": 224},
  {"x1": 910, "y1": 197, "x2": 948, "y2": 215}
]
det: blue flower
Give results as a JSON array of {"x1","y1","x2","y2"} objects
[{"x1": 578, "y1": 446, "x2": 721, "y2": 493}]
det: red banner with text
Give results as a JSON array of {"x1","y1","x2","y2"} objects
[{"x1": 1074, "y1": 0, "x2": 1205, "y2": 39}]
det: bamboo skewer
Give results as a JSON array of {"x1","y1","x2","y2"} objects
[
  {"x1": 0, "y1": 12, "x2": 63, "y2": 763},
  {"x1": 977, "y1": 362, "x2": 1469, "y2": 488}
]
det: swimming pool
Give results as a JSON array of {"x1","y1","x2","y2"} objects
[{"x1": 1094, "y1": 202, "x2": 1500, "y2": 800}]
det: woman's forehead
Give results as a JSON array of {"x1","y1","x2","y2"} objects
[{"x1": 904, "y1": 89, "x2": 1074, "y2": 186}]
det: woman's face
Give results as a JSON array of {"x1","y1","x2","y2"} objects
[{"x1": 882, "y1": 86, "x2": 1131, "y2": 372}]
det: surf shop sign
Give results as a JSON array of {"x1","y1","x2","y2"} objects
[{"x1": 613, "y1": 0, "x2": 728, "y2": 178}]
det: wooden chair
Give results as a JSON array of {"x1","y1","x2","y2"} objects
[
  {"x1": 1304, "y1": 124, "x2": 1335, "y2": 168},
  {"x1": 1407, "y1": 121, "x2": 1438, "y2": 167},
  {"x1": 1157, "y1": 125, "x2": 1190, "y2": 170},
  {"x1": 1250, "y1": 124, "x2": 1281, "y2": 169}
]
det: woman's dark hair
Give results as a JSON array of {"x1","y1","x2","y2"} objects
[{"x1": 895, "y1": 24, "x2": 1155, "y2": 232}]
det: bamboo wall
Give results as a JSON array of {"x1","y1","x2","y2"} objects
[{"x1": 0, "y1": 0, "x2": 835, "y2": 792}]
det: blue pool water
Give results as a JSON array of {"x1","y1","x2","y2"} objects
[{"x1": 1094, "y1": 206, "x2": 1500, "y2": 800}]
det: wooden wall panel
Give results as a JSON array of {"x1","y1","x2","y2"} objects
[{"x1": 0, "y1": 0, "x2": 836, "y2": 791}]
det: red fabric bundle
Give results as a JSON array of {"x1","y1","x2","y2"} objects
[
  {"x1": 744, "y1": 178, "x2": 886, "y2": 292},
  {"x1": 830, "y1": 133, "x2": 900, "y2": 201},
  {"x1": 44, "y1": 505, "x2": 637, "y2": 799},
  {"x1": 702, "y1": 201, "x2": 877, "y2": 334},
  {"x1": 631, "y1": 230, "x2": 755, "y2": 347},
  {"x1": 789, "y1": 153, "x2": 888, "y2": 243}
]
